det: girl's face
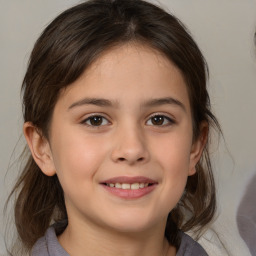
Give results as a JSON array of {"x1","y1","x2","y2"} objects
[{"x1": 34, "y1": 44, "x2": 205, "y2": 234}]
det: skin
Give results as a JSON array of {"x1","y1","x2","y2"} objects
[{"x1": 24, "y1": 44, "x2": 207, "y2": 256}]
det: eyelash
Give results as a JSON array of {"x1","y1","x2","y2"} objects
[
  {"x1": 146, "y1": 114, "x2": 175, "y2": 126},
  {"x1": 81, "y1": 115, "x2": 110, "y2": 127},
  {"x1": 81, "y1": 113, "x2": 175, "y2": 127}
]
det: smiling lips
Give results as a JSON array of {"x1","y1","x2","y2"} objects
[
  {"x1": 106, "y1": 182, "x2": 149, "y2": 189},
  {"x1": 101, "y1": 176, "x2": 158, "y2": 199}
]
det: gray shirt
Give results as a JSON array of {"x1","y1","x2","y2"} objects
[{"x1": 31, "y1": 227, "x2": 208, "y2": 256}]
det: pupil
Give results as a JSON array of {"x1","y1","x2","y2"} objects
[
  {"x1": 91, "y1": 116, "x2": 102, "y2": 126},
  {"x1": 152, "y1": 116, "x2": 164, "y2": 125}
]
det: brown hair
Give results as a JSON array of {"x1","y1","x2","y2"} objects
[{"x1": 8, "y1": 0, "x2": 221, "y2": 253}]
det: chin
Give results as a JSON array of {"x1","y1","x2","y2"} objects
[{"x1": 102, "y1": 210, "x2": 164, "y2": 234}]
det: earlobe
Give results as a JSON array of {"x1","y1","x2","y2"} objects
[
  {"x1": 188, "y1": 122, "x2": 208, "y2": 176},
  {"x1": 23, "y1": 122, "x2": 56, "y2": 176}
]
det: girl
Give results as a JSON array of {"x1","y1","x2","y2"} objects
[{"x1": 8, "y1": 0, "x2": 221, "y2": 255}]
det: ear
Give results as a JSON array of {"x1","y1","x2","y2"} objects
[
  {"x1": 188, "y1": 121, "x2": 208, "y2": 176},
  {"x1": 23, "y1": 122, "x2": 56, "y2": 176}
]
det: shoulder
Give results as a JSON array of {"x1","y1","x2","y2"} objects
[
  {"x1": 31, "y1": 234, "x2": 48, "y2": 256},
  {"x1": 176, "y1": 231, "x2": 208, "y2": 256},
  {"x1": 31, "y1": 227, "x2": 70, "y2": 256}
]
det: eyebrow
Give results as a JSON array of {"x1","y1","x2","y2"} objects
[
  {"x1": 68, "y1": 97, "x2": 186, "y2": 112},
  {"x1": 68, "y1": 98, "x2": 114, "y2": 110},
  {"x1": 143, "y1": 97, "x2": 186, "y2": 112}
]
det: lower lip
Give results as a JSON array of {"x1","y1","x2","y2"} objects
[{"x1": 101, "y1": 184, "x2": 157, "y2": 199}]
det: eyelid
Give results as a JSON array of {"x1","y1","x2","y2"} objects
[
  {"x1": 80, "y1": 113, "x2": 111, "y2": 127},
  {"x1": 145, "y1": 112, "x2": 176, "y2": 126},
  {"x1": 79, "y1": 112, "x2": 176, "y2": 127}
]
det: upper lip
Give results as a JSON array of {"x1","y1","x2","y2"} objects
[{"x1": 100, "y1": 176, "x2": 158, "y2": 184}]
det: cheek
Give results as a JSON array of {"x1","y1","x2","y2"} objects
[
  {"x1": 50, "y1": 131, "x2": 108, "y2": 190},
  {"x1": 152, "y1": 133, "x2": 192, "y2": 172},
  {"x1": 50, "y1": 134, "x2": 109, "y2": 214},
  {"x1": 151, "y1": 134, "x2": 192, "y2": 207}
]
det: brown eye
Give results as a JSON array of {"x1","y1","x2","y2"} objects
[
  {"x1": 151, "y1": 116, "x2": 164, "y2": 125},
  {"x1": 146, "y1": 115, "x2": 174, "y2": 126},
  {"x1": 83, "y1": 116, "x2": 109, "y2": 126}
]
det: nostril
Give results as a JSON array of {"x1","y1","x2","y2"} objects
[{"x1": 117, "y1": 157, "x2": 144, "y2": 162}]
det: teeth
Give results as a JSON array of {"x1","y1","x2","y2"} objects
[
  {"x1": 106, "y1": 182, "x2": 151, "y2": 190},
  {"x1": 115, "y1": 183, "x2": 122, "y2": 189},
  {"x1": 122, "y1": 183, "x2": 130, "y2": 189},
  {"x1": 131, "y1": 183, "x2": 139, "y2": 190}
]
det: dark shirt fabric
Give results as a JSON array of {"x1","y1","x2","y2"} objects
[{"x1": 31, "y1": 227, "x2": 208, "y2": 256}]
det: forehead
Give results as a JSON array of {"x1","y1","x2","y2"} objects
[
  {"x1": 85, "y1": 43, "x2": 184, "y2": 83},
  {"x1": 58, "y1": 43, "x2": 190, "y2": 111}
]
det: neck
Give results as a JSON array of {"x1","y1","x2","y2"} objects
[{"x1": 58, "y1": 218, "x2": 176, "y2": 256}]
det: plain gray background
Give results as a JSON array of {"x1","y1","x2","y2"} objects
[{"x1": 1, "y1": 0, "x2": 256, "y2": 255}]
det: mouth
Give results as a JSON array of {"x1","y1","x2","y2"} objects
[
  {"x1": 100, "y1": 176, "x2": 158, "y2": 199},
  {"x1": 103, "y1": 182, "x2": 153, "y2": 190}
]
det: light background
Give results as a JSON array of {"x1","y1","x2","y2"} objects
[{"x1": 0, "y1": 0, "x2": 256, "y2": 255}]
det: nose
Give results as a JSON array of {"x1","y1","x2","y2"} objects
[{"x1": 111, "y1": 124, "x2": 149, "y2": 165}]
